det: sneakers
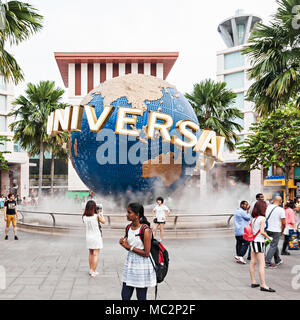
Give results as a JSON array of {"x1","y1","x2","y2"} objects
[
  {"x1": 90, "y1": 272, "x2": 98, "y2": 277},
  {"x1": 234, "y1": 256, "x2": 246, "y2": 264},
  {"x1": 265, "y1": 264, "x2": 277, "y2": 269},
  {"x1": 239, "y1": 257, "x2": 246, "y2": 264},
  {"x1": 275, "y1": 260, "x2": 283, "y2": 266},
  {"x1": 281, "y1": 251, "x2": 290, "y2": 256}
]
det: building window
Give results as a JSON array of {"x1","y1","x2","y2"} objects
[
  {"x1": 224, "y1": 51, "x2": 245, "y2": 69},
  {"x1": 225, "y1": 72, "x2": 244, "y2": 90},
  {"x1": 0, "y1": 75, "x2": 6, "y2": 91},
  {"x1": 14, "y1": 141, "x2": 24, "y2": 152},
  {"x1": 237, "y1": 24, "x2": 245, "y2": 45},
  {"x1": 232, "y1": 92, "x2": 244, "y2": 111},
  {"x1": 0, "y1": 116, "x2": 6, "y2": 132},
  {"x1": 252, "y1": 114, "x2": 257, "y2": 124},
  {"x1": 0, "y1": 141, "x2": 6, "y2": 152},
  {"x1": 234, "y1": 116, "x2": 244, "y2": 131},
  {"x1": 0, "y1": 95, "x2": 6, "y2": 113},
  {"x1": 224, "y1": 135, "x2": 244, "y2": 152}
]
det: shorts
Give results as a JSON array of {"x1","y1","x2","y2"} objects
[
  {"x1": 153, "y1": 218, "x2": 165, "y2": 224},
  {"x1": 6, "y1": 215, "x2": 17, "y2": 228},
  {"x1": 250, "y1": 241, "x2": 265, "y2": 253}
]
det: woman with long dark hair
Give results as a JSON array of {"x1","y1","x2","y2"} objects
[
  {"x1": 119, "y1": 203, "x2": 156, "y2": 300},
  {"x1": 249, "y1": 200, "x2": 275, "y2": 292},
  {"x1": 83, "y1": 200, "x2": 105, "y2": 277}
]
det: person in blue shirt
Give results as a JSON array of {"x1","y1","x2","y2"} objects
[{"x1": 234, "y1": 201, "x2": 250, "y2": 264}]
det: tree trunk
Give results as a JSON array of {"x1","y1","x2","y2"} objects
[
  {"x1": 284, "y1": 167, "x2": 290, "y2": 202},
  {"x1": 50, "y1": 151, "x2": 55, "y2": 197},
  {"x1": 38, "y1": 141, "x2": 44, "y2": 200}
]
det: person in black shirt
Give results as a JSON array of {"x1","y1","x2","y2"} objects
[{"x1": 4, "y1": 193, "x2": 18, "y2": 240}]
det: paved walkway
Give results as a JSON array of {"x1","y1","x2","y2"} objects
[{"x1": 0, "y1": 225, "x2": 299, "y2": 300}]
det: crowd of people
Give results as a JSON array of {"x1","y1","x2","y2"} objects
[
  {"x1": 2, "y1": 187, "x2": 299, "y2": 300},
  {"x1": 234, "y1": 193, "x2": 299, "y2": 293}
]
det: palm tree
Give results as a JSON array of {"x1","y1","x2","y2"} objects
[
  {"x1": 185, "y1": 79, "x2": 244, "y2": 151},
  {"x1": 0, "y1": 1, "x2": 43, "y2": 84},
  {"x1": 243, "y1": 0, "x2": 300, "y2": 116},
  {"x1": 9, "y1": 81, "x2": 65, "y2": 197},
  {"x1": 45, "y1": 133, "x2": 69, "y2": 196}
]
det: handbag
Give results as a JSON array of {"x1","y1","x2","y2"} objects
[
  {"x1": 153, "y1": 218, "x2": 158, "y2": 224},
  {"x1": 243, "y1": 218, "x2": 260, "y2": 241}
]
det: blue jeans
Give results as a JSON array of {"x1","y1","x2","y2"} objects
[
  {"x1": 121, "y1": 282, "x2": 148, "y2": 300},
  {"x1": 265, "y1": 231, "x2": 281, "y2": 265},
  {"x1": 235, "y1": 236, "x2": 250, "y2": 257}
]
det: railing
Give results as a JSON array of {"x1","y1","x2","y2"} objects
[{"x1": 17, "y1": 209, "x2": 234, "y2": 230}]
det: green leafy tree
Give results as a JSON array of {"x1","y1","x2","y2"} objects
[
  {"x1": 0, "y1": 1, "x2": 43, "y2": 84},
  {"x1": 185, "y1": 79, "x2": 244, "y2": 151},
  {"x1": 238, "y1": 104, "x2": 300, "y2": 200},
  {"x1": 0, "y1": 135, "x2": 10, "y2": 170},
  {"x1": 243, "y1": 0, "x2": 300, "y2": 116},
  {"x1": 9, "y1": 81, "x2": 66, "y2": 197}
]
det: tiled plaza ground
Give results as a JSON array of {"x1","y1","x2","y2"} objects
[{"x1": 0, "y1": 223, "x2": 299, "y2": 300}]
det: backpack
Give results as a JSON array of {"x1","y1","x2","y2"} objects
[
  {"x1": 125, "y1": 224, "x2": 169, "y2": 299},
  {"x1": 243, "y1": 218, "x2": 260, "y2": 241}
]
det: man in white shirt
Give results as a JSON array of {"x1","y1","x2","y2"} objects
[{"x1": 265, "y1": 196, "x2": 286, "y2": 268}]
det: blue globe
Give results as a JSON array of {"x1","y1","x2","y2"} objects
[{"x1": 71, "y1": 74, "x2": 201, "y2": 199}]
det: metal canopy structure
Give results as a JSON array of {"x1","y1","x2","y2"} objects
[{"x1": 217, "y1": 10, "x2": 262, "y2": 48}]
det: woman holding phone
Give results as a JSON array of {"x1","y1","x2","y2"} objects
[{"x1": 82, "y1": 200, "x2": 105, "y2": 277}]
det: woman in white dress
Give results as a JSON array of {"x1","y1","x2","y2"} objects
[
  {"x1": 119, "y1": 203, "x2": 156, "y2": 300},
  {"x1": 82, "y1": 200, "x2": 105, "y2": 277}
]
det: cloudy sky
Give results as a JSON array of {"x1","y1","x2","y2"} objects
[{"x1": 10, "y1": 0, "x2": 278, "y2": 99}]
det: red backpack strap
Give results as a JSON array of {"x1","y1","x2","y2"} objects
[
  {"x1": 139, "y1": 224, "x2": 151, "y2": 242},
  {"x1": 252, "y1": 218, "x2": 260, "y2": 240},
  {"x1": 125, "y1": 224, "x2": 132, "y2": 238}
]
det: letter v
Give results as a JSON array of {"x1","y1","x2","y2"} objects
[{"x1": 84, "y1": 105, "x2": 114, "y2": 132}]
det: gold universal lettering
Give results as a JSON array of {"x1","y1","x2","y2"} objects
[
  {"x1": 46, "y1": 105, "x2": 225, "y2": 166},
  {"x1": 171, "y1": 120, "x2": 199, "y2": 148},
  {"x1": 70, "y1": 106, "x2": 84, "y2": 132},
  {"x1": 115, "y1": 107, "x2": 143, "y2": 137},
  {"x1": 84, "y1": 105, "x2": 114, "y2": 132},
  {"x1": 146, "y1": 111, "x2": 173, "y2": 143},
  {"x1": 193, "y1": 129, "x2": 217, "y2": 158},
  {"x1": 47, "y1": 112, "x2": 55, "y2": 136},
  {"x1": 52, "y1": 107, "x2": 73, "y2": 133},
  {"x1": 216, "y1": 135, "x2": 225, "y2": 162}
]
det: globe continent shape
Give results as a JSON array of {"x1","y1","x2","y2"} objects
[{"x1": 71, "y1": 74, "x2": 201, "y2": 197}]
